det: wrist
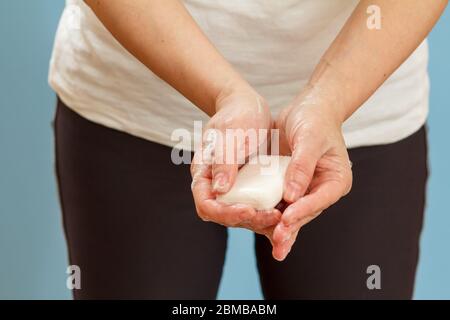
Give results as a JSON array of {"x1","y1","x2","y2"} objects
[
  {"x1": 292, "y1": 83, "x2": 346, "y2": 127},
  {"x1": 214, "y1": 79, "x2": 257, "y2": 112},
  {"x1": 302, "y1": 57, "x2": 356, "y2": 124}
]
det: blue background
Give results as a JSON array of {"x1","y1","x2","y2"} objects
[{"x1": 0, "y1": 1, "x2": 448, "y2": 299}]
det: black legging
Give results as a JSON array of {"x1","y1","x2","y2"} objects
[{"x1": 54, "y1": 98, "x2": 428, "y2": 299}]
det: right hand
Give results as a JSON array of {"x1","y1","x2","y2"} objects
[{"x1": 190, "y1": 85, "x2": 282, "y2": 239}]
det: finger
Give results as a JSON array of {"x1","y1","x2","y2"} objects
[
  {"x1": 272, "y1": 215, "x2": 315, "y2": 247},
  {"x1": 202, "y1": 200, "x2": 257, "y2": 227},
  {"x1": 191, "y1": 162, "x2": 211, "y2": 191},
  {"x1": 191, "y1": 148, "x2": 257, "y2": 226},
  {"x1": 237, "y1": 209, "x2": 281, "y2": 234},
  {"x1": 211, "y1": 129, "x2": 246, "y2": 193},
  {"x1": 271, "y1": 213, "x2": 317, "y2": 261},
  {"x1": 282, "y1": 179, "x2": 347, "y2": 227},
  {"x1": 272, "y1": 225, "x2": 300, "y2": 261},
  {"x1": 191, "y1": 137, "x2": 214, "y2": 180},
  {"x1": 191, "y1": 170, "x2": 256, "y2": 226},
  {"x1": 212, "y1": 163, "x2": 238, "y2": 194},
  {"x1": 283, "y1": 140, "x2": 323, "y2": 203},
  {"x1": 250, "y1": 209, "x2": 282, "y2": 230}
]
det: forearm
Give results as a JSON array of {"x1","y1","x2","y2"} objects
[
  {"x1": 84, "y1": 0, "x2": 249, "y2": 116},
  {"x1": 303, "y1": 0, "x2": 448, "y2": 123}
]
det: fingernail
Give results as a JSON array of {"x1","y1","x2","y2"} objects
[
  {"x1": 284, "y1": 181, "x2": 301, "y2": 203},
  {"x1": 213, "y1": 173, "x2": 228, "y2": 192}
]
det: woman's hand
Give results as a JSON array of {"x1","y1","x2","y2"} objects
[
  {"x1": 271, "y1": 88, "x2": 353, "y2": 261},
  {"x1": 191, "y1": 85, "x2": 282, "y2": 239},
  {"x1": 266, "y1": 0, "x2": 447, "y2": 261}
]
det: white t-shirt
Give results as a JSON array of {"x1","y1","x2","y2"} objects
[{"x1": 49, "y1": 0, "x2": 429, "y2": 151}]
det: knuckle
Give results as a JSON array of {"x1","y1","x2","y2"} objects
[
  {"x1": 211, "y1": 164, "x2": 225, "y2": 176},
  {"x1": 343, "y1": 171, "x2": 353, "y2": 196},
  {"x1": 301, "y1": 200, "x2": 315, "y2": 217},
  {"x1": 198, "y1": 213, "x2": 209, "y2": 222},
  {"x1": 288, "y1": 162, "x2": 311, "y2": 186},
  {"x1": 196, "y1": 206, "x2": 210, "y2": 222},
  {"x1": 227, "y1": 218, "x2": 241, "y2": 228},
  {"x1": 290, "y1": 160, "x2": 309, "y2": 176}
]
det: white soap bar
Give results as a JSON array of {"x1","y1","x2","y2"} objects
[{"x1": 217, "y1": 155, "x2": 291, "y2": 211}]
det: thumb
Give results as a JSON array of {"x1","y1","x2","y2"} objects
[
  {"x1": 212, "y1": 127, "x2": 250, "y2": 194},
  {"x1": 283, "y1": 140, "x2": 323, "y2": 203},
  {"x1": 211, "y1": 135, "x2": 241, "y2": 194},
  {"x1": 212, "y1": 163, "x2": 238, "y2": 194}
]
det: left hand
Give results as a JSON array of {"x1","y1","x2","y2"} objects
[{"x1": 271, "y1": 89, "x2": 353, "y2": 261}]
